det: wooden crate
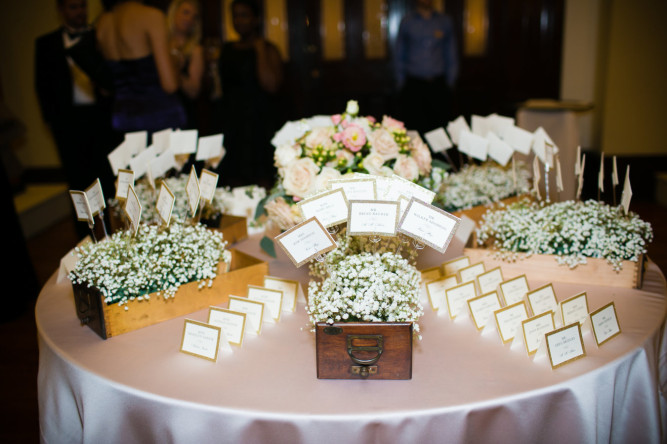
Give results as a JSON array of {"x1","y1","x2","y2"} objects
[
  {"x1": 464, "y1": 248, "x2": 645, "y2": 289},
  {"x1": 72, "y1": 248, "x2": 268, "y2": 339},
  {"x1": 316, "y1": 322, "x2": 413, "y2": 380}
]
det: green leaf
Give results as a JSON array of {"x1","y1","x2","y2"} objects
[
  {"x1": 431, "y1": 158, "x2": 452, "y2": 171},
  {"x1": 260, "y1": 235, "x2": 277, "y2": 258}
]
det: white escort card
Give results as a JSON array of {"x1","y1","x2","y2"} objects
[
  {"x1": 115, "y1": 169, "x2": 134, "y2": 200},
  {"x1": 442, "y1": 256, "x2": 470, "y2": 276},
  {"x1": 85, "y1": 179, "x2": 106, "y2": 217},
  {"x1": 129, "y1": 144, "x2": 158, "y2": 178},
  {"x1": 459, "y1": 130, "x2": 489, "y2": 161},
  {"x1": 476, "y1": 267, "x2": 504, "y2": 295},
  {"x1": 170, "y1": 129, "x2": 198, "y2": 154},
  {"x1": 329, "y1": 178, "x2": 376, "y2": 201},
  {"x1": 186, "y1": 166, "x2": 200, "y2": 217},
  {"x1": 471, "y1": 114, "x2": 491, "y2": 137},
  {"x1": 228, "y1": 296, "x2": 264, "y2": 334},
  {"x1": 426, "y1": 275, "x2": 459, "y2": 311},
  {"x1": 199, "y1": 169, "x2": 219, "y2": 203},
  {"x1": 526, "y1": 284, "x2": 558, "y2": 316},
  {"x1": 545, "y1": 323, "x2": 586, "y2": 369},
  {"x1": 503, "y1": 126, "x2": 534, "y2": 155},
  {"x1": 424, "y1": 127, "x2": 453, "y2": 153},
  {"x1": 69, "y1": 191, "x2": 93, "y2": 224},
  {"x1": 457, "y1": 262, "x2": 486, "y2": 285},
  {"x1": 196, "y1": 134, "x2": 225, "y2": 162},
  {"x1": 494, "y1": 301, "x2": 529, "y2": 343},
  {"x1": 263, "y1": 276, "x2": 299, "y2": 312},
  {"x1": 275, "y1": 217, "x2": 337, "y2": 267},
  {"x1": 208, "y1": 307, "x2": 247, "y2": 347},
  {"x1": 156, "y1": 182, "x2": 175, "y2": 227},
  {"x1": 180, "y1": 319, "x2": 221, "y2": 362},
  {"x1": 108, "y1": 140, "x2": 132, "y2": 175},
  {"x1": 467, "y1": 291, "x2": 502, "y2": 330},
  {"x1": 486, "y1": 132, "x2": 514, "y2": 166},
  {"x1": 348, "y1": 200, "x2": 399, "y2": 236},
  {"x1": 522, "y1": 311, "x2": 555, "y2": 355},
  {"x1": 150, "y1": 148, "x2": 178, "y2": 179},
  {"x1": 499, "y1": 275, "x2": 529, "y2": 306},
  {"x1": 151, "y1": 128, "x2": 172, "y2": 153},
  {"x1": 124, "y1": 130, "x2": 148, "y2": 155},
  {"x1": 447, "y1": 115, "x2": 471, "y2": 145},
  {"x1": 397, "y1": 198, "x2": 460, "y2": 253},
  {"x1": 561, "y1": 292, "x2": 589, "y2": 326},
  {"x1": 383, "y1": 175, "x2": 436, "y2": 204},
  {"x1": 298, "y1": 188, "x2": 349, "y2": 228},
  {"x1": 123, "y1": 186, "x2": 142, "y2": 236},
  {"x1": 247, "y1": 286, "x2": 283, "y2": 322},
  {"x1": 590, "y1": 302, "x2": 621, "y2": 346},
  {"x1": 445, "y1": 281, "x2": 477, "y2": 319}
]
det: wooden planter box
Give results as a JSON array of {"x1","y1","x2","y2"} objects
[
  {"x1": 315, "y1": 322, "x2": 413, "y2": 380},
  {"x1": 72, "y1": 248, "x2": 268, "y2": 339},
  {"x1": 464, "y1": 248, "x2": 645, "y2": 289}
]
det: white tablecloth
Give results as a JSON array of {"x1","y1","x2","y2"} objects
[{"x1": 37, "y1": 236, "x2": 667, "y2": 443}]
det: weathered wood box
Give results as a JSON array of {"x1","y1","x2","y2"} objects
[
  {"x1": 464, "y1": 248, "x2": 645, "y2": 289},
  {"x1": 316, "y1": 322, "x2": 413, "y2": 380},
  {"x1": 72, "y1": 248, "x2": 267, "y2": 339}
]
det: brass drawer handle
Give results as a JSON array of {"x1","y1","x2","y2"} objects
[{"x1": 347, "y1": 334, "x2": 383, "y2": 365}]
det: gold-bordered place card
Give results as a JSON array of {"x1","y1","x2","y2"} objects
[
  {"x1": 476, "y1": 267, "x2": 504, "y2": 295},
  {"x1": 397, "y1": 198, "x2": 460, "y2": 254},
  {"x1": 442, "y1": 256, "x2": 470, "y2": 276},
  {"x1": 420, "y1": 266, "x2": 442, "y2": 283},
  {"x1": 467, "y1": 291, "x2": 502, "y2": 331},
  {"x1": 275, "y1": 217, "x2": 337, "y2": 267},
  {"x1": 426, "y1": 275, "x2": 459, "y2": 311},
  {"x1": 69, "y1": 190, "x2": 94, "y2": 224},
  {"x1": 445, "y1": 281, "x2": 477, "y2": 319},
  {"x1": 115, "y1": 169, "x2": 135, "y2": 201},
  {"x1": 494, "y1": 301, "x2": 529, "y2": 343},
  {"x1": 499, "y1": 275, "x2": 530, "y2": 306},
  {"x1": 85, "y1": 178, "x2": 106, "y2": 217},
  {"x1": 329, "y1": 177, "x2": 377, "y2": 201},
  {"x1": 561, "y1": 292, "x2": 589, "y2": 326},
  {"x1": 347, "y1": 200, "x2": 399, "y2": 237},
  {"x1": 522, "y1": 311, "x2": 556, "y2": 355},
  {"x1": 298, "y1": 188, "x2": 349, "y2": 228},
  {"x1": 590, "y1": 302, "x2": 621, "y2": 346},
  {"x1": 263, "y1": 276, "x2": 299, "y2": 312},
  {"x1": 545, "y1": 323, "x2": 586, "y2": 369},
  {"x1": 123, "y1": 185, "x2": 142, "y2": 236},
  {"x1": 186, "y1": 165, "x2": 200, "y2": 217},
  {"x1": 228, "y1": 296, "x2": 264, "y2": 335},
  {"x1": 247, "y1": 285, "x2": 283, "y2": 322},
  {"x1": 384, "y1": 174, "x2": 436, "y2": 204},
  {"x1": 156, "y1": 181, "x2": 175, "y2": 227},
  {"x1": 207, "y1": 307, "x2": 246, "y2": 347},
  {"x1": 457, "y1": 262, "x2": 486, "y2": 285},
  {"x1": 198, "y1": 169, "x2": 219, "y2": 204},
  {"x1": 179, "y1": 319, "x2": 221, "y2": 362},
  {"x1": 526, "y1": 283, "x2": 558, "y2": 317}
]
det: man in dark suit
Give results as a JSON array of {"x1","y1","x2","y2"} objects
[{"x1": 35, "y1": 0, "x2": 113, "y2": 193}]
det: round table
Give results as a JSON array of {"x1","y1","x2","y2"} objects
[{"x1": 37, "y1": 237, "x2": 667, "y2": 443}]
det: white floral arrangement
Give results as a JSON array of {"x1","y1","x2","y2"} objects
[
  {"x1": 262, "y1": 100, "x2": 434, "y2": 230},
  {"x1": 422, "y1": 162, "x2": 531, "y2": 212},
  {"x1": 69, "y1": 222, "x2": 229, "y2": 307},
  {"x1": 307, "y1": 232, "x2": 424, "y2": 338},
  {"x1": 476, "y1": 198, "x2": 653, "y2": 271}
]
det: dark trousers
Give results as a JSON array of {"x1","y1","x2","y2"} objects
[{"x1": 398, "y1": 75, "x2": 453, "y2": 137}]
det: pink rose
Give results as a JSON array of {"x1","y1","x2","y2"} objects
[
  {"x1": 333, "y1": 132, "x2": 343, "y2": 142},
  {"x1": 410, "y1": 139, "x2": 432, "y2": 176},
  {"x1": 393, "y1": 154, "x2": 419, "y2": 181},
  {"x1": 382, "y1": 115, "x2": 405, "y2": 131},
  {"x1": 331, "y1": 114, "x2": 342, "y2": 125},
  {"x1": 366, "y1": 116, "x2": 376, "y2": 124},
  {"x1": 368, "y1": 128, "x2": 400, "y2": 161},
  {"x1": 282, "y1": 158, "x2": 320, "y2": 198},
  {"x1": 341, "y1": 124, "x2": 367, "y2": 152}
]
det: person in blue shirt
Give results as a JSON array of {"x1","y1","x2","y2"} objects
[{"x1": 395, "y1": 0, "x2": 458, "y2": 136}]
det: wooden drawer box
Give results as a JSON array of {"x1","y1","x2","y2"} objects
[{"x1": 316, "y1": 322, "x2": 413, "y2": 380}]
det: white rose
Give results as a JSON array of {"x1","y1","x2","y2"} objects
[
  {"x1": 369, "y1": 128, "x2": 400, "y2": 161},
  {"x1": 304, "y1": 127, "x2": 335, "y2": 150},
  {"x1": 274, "y1": 144, "x2": 301, "y2": 168},
  {"x1": 346, "y1": 100, "x2": 359, "y2": 116},
  {"x1": 313, "y1": 166, "x2": 342, "y2": 194},
  {"x1": 362, "y1": 152, "x2": 387, "y2": 176},
  {"x1": 393, "y1": 154, "x2": 419, "y2": 181},
  {"x1": 282, "y1": 158, "x2": 320, "y2": 198}
]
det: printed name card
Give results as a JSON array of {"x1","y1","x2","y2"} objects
[
  {"x1": 129, "y1": 144, "x2": 158, "y2": 178},
  {"x1": 263, "y1": 276, "x2": 299, "y2": 312},
  {"x1": 467, "y1": 291, "x2": 502, "y2": 330},
  {"x1": 384, "y1": 175, "x2": 436, "y2": 204},
  {"x1": 494, "y1": 301, "x2": 529, "y2": 343},
  {"x1": 487, "y1": 132, "x2": 514, "y2": 166},
  {"x1": 397, "y1": 198, "x2": 460, "y2": 253},
  {"x1": 208, "y1": 307, "x2": 246, "y2": 346},
  {"x1": 426, "y1": 275, "x2": 459, "y2": 311},
  {"x1": 348, "y1": 200, "x2": 399, "y2": 236},
  {"x1": 85, "y1": 179, "x2": 106, "y2": 217},
  {"x1": 156, "y1": 182, "x2": 175, "y2": 227},
  {"x1": 445, "y1": 281, "x2": 477, "y2": 319},
  {"x1": 499, "y1": 275, "x2": 529, "y2": 306},
  {"x1": 170, "y1": 129, "x2": 198, "y2": 154},
  {"x1": 424, "y1": 127, "x2": 453, "y2": 153},
  {"x1": 275, "y1": 217, "x2": 337, "y2": 267},
  {"x1": 561, "y1": 292, "x2": 589, "y2": 326},
  {"x1": 247, "y1": 286, "x2": 283, "y2": 322},
  {"x1": 199, "y1": 169, "x2": 219, "y2": 203},
  {"x1": 69, "y1": 191, "x2": 93, "y2": 224},
  {"x1": 503, "y1": 126, "x2": 534, "y2": 155},
  {"x1": 329, "y1": 178, "x2": 376, "y2": 201},
  {"x1": 108, "y1": 140, "x2": 131, "y2": 175},
  {"x1": 476, "y1": 267, "x2": 504, "y2": 295},
  {"x1": 186, "y1": 166, "x2": 201, "y2": 217},
  {"x1": 196, "y1": 134, "x2": 224, "y2": 161},
  {"x1": 442, "y1": 256, "x2": 470, "y2": 276},
  {"x1": 522, "y1": 311, "x2": 555, "y2": 354},
  {"x1": 527, "y1": 284, "x2": 558, "y2": 316},
  {"x1": 447, "y1": 115, "x2": 471, "y2": 145},
  {"x1": 124, "y1": 130, "x2": 148, "y2": 155},
  {"x1": 123, "y1": 186, "x2": 142, "y2": 236},
  {"x1": 150, "y1": 148, "x2": 178, "y2": 179},
  {"x1": 298, "y1": 188, "x2": 349, "y2": 228},
  {"x1": 459, "y1": 130, "x2": 489, "y2": 161},
  {"x1": 228, "y1": 296, "x2": 264, "y2": 334},
  {"x1": 590, "y1": 302, "x2": 621, "y2": 346},
  {"x1": 545, "y1": 323, "x2": 586, "y2": 369},
  {"x1": 115, "y1": 169, "x2": 135, "y2": 200},
  {"x1": 180, "y1": 319, "x2": 221, "y2": 362},
  {"x1": 457, "y1": 262, "x2": 486, "y2": 285}
]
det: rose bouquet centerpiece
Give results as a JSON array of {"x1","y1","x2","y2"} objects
[
  {"x1": 476, "y1": 198, "x2": 653, "y2": 271},
  {"x1": 263, "y1": 100, "x2": 436, "y2": 230}
]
